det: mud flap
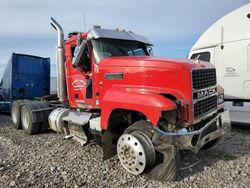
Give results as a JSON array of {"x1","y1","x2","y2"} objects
[{"x1": 102, "y1": 131, "x2": 119, "y2": 160}]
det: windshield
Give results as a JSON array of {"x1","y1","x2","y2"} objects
[{"x1": 91, "y1": 38, "x2": 152, "y2": 63}]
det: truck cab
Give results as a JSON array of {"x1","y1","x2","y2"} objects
[
  {"x1": 10, "y1": 18, "x2": 231, "y2": 182},
  {"x1": 59, "y1": 24, "x2": 230, "y2": 179},
  {"x1": 189, "y1": 3, "x2": 250, "y2": 124},
  {"x1": 63, "y1": 28, "x2": 153, "y2": 110}
]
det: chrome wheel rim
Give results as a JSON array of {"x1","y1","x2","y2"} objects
[
  {"x1": 117, "y1": 133, "x2": 148, "y2": 175},
  {"x1": 22, "y1": 108, "x2": 29, "y2": 130}
]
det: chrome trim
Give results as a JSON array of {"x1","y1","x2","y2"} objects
[
  {"x1": 192, "y1": 85, "x2": 217, "y2": 93},
  {"x1": 50, "y1": 17, "x2": 67, "y2": 103},
  {"x1": 191, "y1": 68, "x2": 218, "y2": 123},
  {"x1": 191, "y1": 68, "x2": 216, "y2": 90},
  {"x1": 154, "y1": 110, "x2": 231, "y2": 153},
  {"x1": 193, "y1": 93, "x2": 217, "y2": 104},
  {"x1": 50, "y1": 17, "x2": 64, "y2": 48}
]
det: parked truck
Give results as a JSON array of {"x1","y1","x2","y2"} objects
[
  {"x1": 10, "y1": 17, "x2": 230, "y2": 181},
  {"x1": 188, "y1": 3, "x2": 250, "y2": 125},
  {"x1": 0, "y1": 53, "x2": 50, "y2": 112}
]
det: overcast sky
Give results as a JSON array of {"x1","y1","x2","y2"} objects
[{"x1": 0, "y1": 0, "x2": 249, "y2": 77}]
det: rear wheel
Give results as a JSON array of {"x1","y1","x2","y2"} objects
[
  {"x1": 117, "y1": 120, "x2": 178, "y2": 181},
  {"x1": 11, "y1": 100, "x2": 29, "y2": 129},
  {"x1": 21, "y1": 101, "x2": 51, "y2": 134},
  {"x1": 21, "y1": 105, "x2": 39, "y2": 134}
]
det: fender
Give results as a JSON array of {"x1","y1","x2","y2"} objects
[{"x1": 100, "y1": 85, "x2": 177, "y2": 130}]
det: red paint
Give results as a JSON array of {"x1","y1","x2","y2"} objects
[{"x1": 64, "y1": 33, "x2": 218, "y2": 130}]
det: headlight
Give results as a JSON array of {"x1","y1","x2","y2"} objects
[{"x1": 218, "y1": 93, "x2": 224, "y2": 104}]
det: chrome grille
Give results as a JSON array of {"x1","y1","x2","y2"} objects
[
  {"x1": 194, "y1": 95, "x2": 217, "y2": 117},
  {"x1": 192, "y1": 68, "x2": 216, "y2": 90}
]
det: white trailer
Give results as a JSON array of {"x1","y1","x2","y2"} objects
[{"x1": 188, "y1": 3, "x2": 250, "y2": 124}]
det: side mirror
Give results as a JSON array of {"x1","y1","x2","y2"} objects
[
  {"x1": 147, "y1": 46, "x2": 154, "y2": 56},
  {"x1": 72, "y1": 40, "x2": 87, "y2": 68}
]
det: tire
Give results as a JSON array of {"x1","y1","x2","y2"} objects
[
  {"x1": 11, "y1": 100, "x2": 29, "y2": 129},
  {"x1": 120, "y1": 120, "x2": 178, "y2": 181},
  {"x1": 144, "y1": 141, "x2": 179, "y2": 181},
  {"x1": 201, "y1": 138, "x2": 220, "y2": 150},
  {"x1": 117, "y1": 130, "x2": 156, "y2": 175},
  {"x1": 21, "y1": 101, "x2": 51, "y2": 134},
  {"x1": 21, "y1": 105, "x2": 39, "y2": 134}
]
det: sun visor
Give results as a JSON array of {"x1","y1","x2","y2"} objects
[{"x1": 88, "y1": 28, "x2": 152, "y2": 45}]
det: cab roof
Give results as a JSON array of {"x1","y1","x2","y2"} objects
[
  {"x1": 191, "y1": 3, "x2": 250, "y2": 51},
  {"x1": 88, "y1": 27, "x2": 152, "y2": 45}
]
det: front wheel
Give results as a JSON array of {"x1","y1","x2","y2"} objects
[
  {"x1": 117, "y1": 131, "x2": 155, "y2": 175},
  {"x1": 117, "y1": 120, "x2": 178, "y2": 181}
]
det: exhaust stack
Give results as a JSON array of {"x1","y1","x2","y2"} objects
[{"x1": 50, "y1": 17, "x2": 67, "y2": 103}]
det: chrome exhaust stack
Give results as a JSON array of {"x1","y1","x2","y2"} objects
[{"x1": 50, "y1": 17, "x2": 67, "y2": 103}]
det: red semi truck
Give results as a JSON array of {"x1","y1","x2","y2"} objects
[{"x1": 11, "y1": 18, "x2": 230, "y2": 181}]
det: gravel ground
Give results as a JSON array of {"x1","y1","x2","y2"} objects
[{"x1": 0, "y1": 113, "x2": 249, "y2": 188}]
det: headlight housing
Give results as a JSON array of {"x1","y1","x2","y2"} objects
[{"x1": 218, "y1": 93, "x2": 224, "y2": 104}]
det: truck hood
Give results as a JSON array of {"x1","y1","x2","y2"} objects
[
  {"x1": 98, "y1": 56, "x2": 216, "y2": 125},
  {"x1": 99, "y1": 56, "x2": 214, "y2": 70}
]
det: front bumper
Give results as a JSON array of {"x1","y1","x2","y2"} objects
[{"x1": 154, "y1": 110, "x2": 231, "y2": 153}]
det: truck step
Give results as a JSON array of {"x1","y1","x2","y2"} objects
[{"x1": 63, "y1": 111, "x2": 92, "y2": 145}]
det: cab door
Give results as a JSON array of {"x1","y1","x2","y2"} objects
[{"x1": 65, "y1": 39, "x2": 95, "y2": 109}]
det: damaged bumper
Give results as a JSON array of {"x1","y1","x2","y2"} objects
[{"x1": 154, "y1": 110, "x2": 231, "y2": 153}]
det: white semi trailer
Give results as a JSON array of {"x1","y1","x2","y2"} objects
[{"x1": 189, "y1": 3, "x2": 250, "y2": 124}]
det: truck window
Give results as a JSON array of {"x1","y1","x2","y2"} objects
[
  {"x1": 91, "y1": 39, "x2": 151, "y2": 63},
  {"x1": 191, "y1": 52, "x2": 210, "y2": 62},
  {"x1": 79, "y1": 47, "x2": 91, "y2": 72},
  {"x1": 71, "y1": 41, "x2": 91, "y2": 72}
]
